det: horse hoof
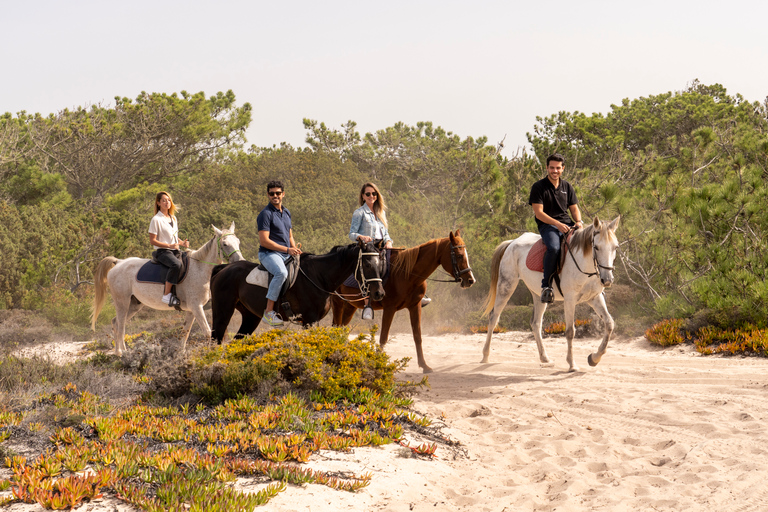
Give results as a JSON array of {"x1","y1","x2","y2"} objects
[
  {"x1": 422, "y1": 367, "x2": 433, "y2": 374},
  {"x1": 568, "y1": 366, "x2": 580, "y2": 373},
  {"x1": 587, "y1": 354, "x2": 598, "y2": 367}
]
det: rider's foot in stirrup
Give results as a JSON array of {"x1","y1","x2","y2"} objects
[
  {"x1": 540, "y1": 287, "x2": 554, "y2": 304},
  {"x1": 362, "y1": 306, "x2": 374, "y2": 320},
  {"x1": 162, "y1": 293, "x2": 180, "y2": 306},
  {"x1": 263, "y1": 310, "x2": 284, "y2": 327}
]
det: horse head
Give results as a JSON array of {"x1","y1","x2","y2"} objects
[
  {"x1": 591, "y1": 216, "x2": 620, "y2": 288},
  {"x1": 356, "y1": 239, "x2": 386, "y2": 301},
  {"x1": 212, "y1": 222, "x2": 244, "y2": 263},
  {"x1": 448, "y1": 230, "x2": 476, "y2": 289}
]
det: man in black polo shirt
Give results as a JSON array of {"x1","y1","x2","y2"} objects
[
  {"x1": 257, "y1": 180, "x2": 302, "y2": 326},
  {"x1": 528, "y1": 154, "x2": 584, "y2": 303}
]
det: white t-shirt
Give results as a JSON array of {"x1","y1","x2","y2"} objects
[{"x1": 148, "y1": 211, "x2": 179, "y2": 249}]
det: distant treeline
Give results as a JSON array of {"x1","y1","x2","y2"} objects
[{"x1": 1, "y1": 80, "x2": 767, "y2": 328}]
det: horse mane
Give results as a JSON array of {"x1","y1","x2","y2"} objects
[
  {"x1": 189, "y1": 233, "x2": 219, "y2": 260},
  {"x1": 391, "y1": 238, "x2": 446, "y2": 277},
  {"x1": 570, "y1": 222, "x2": 598, "y2": 257}
]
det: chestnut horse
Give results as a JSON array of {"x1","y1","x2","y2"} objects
[{"x1": 331, "y1": 231, "x2": 476, "y2": 373}]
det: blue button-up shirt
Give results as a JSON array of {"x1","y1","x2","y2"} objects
[{"x1": 349, "y1": 205, "x2": 392, "y2": 243}]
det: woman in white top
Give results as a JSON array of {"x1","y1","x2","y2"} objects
[
  {"x1": 148, "y1": 191, "x2": 190, "y2": 305},
  {"x1": 349, "y1": 183, "x2": 430, "y2": 320}
]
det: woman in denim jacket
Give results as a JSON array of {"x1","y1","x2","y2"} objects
[{"x1": 349, "y1": 183, "x2": 430, "y2": 320}]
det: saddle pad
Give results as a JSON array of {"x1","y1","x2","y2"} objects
[
  {"x1": 245, "y1": 256, "x2": 300, "y2": 297},
  {"x1": 136, "y1": 252, "x2": 189, "y2": 284},
  {"x1": 526, "y1": 240, "x2": 546, "y2": 272},
  {"x1": 343, "y1": 249, "x2": 391, "y2": 290}
]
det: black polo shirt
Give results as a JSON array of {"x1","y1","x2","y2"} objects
[{"x1": 529, "y1": 177, "x2": 578, "y2": 229}]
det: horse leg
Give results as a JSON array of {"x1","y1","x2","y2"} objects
[
  {"x1": 407, "y1": 304, "x2": 432, "y2": 374},
  {"x1": 530, "y1": 293, "x2": 552, "y2": 365},
  {"x1": 377, "y1": 307, "x2": 397, "y2": 349},
  {"x1": 563, "y1": 297, "x2": 579, "y2": 372},
  {"x1": 586, "y1": 292, "x2": 614, "y2": 367},
  {"x1": 180, "y1": 311, "x2": 196, "y2": 348},
  {"x1": 112, "y1": 299, "x2": 130, "y2": 356},
  {"x1": 211, "y1": 293, "x2": 238, "y2": 344},
  {"x1": 234, "y1": 303, "x2": 260, "y2": 339},
  {"x1": 481, "y1": 273, "x2": 518, "y2": 363}
]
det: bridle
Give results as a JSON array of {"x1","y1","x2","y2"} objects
[
  {"x1": 566, "y1": 228, "x2": 615, "y2": 278},
  {"x1": 217, "y1": 233, "x2": 242, "y2": 261},
  {"x1": 430, "y1": 242, "x2": 473, "y2": 283},
  {"x1": 355, "y1": 249, "x2": 384, "y2": 297}
]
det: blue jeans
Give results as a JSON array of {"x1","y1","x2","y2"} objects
[
  {"x1": 539, "y1": 224, "x2": 572, "y2": 289},
  {"x1": 259, "y1": 250, "x2": 290, "y2": 302}
]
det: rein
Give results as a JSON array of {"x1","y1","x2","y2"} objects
[
  {"x1": 408, "y1": 242, "x2": 473, "y2": 283},
  {"x1": 300, "y1": 248, "x2": 382, "y2": 301}
]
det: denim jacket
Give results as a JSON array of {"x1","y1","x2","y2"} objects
[{"x1": 349, "y1": 205, "x2": 392, "y2": 243}]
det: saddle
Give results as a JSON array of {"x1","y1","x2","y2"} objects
[
  {"x1": 343, "y1": 248, "x2": 391, "y2": 291},
  {"x1": 245, "y1": 255, "x2": 300, "y2": 299},
  {"x1": 525, "y1": 232, "x2": 573, "y2": 274},
  {"x1": 136, "y1": 251, "x2": 190, "y2": 285}
]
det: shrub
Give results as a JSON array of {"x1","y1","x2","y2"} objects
[
  {"x1": 645, "y1": 319, "x2": 687, "y2": 346},
  {"x1": 189, "y1": 327, "x2": 407, "y2": 404}
]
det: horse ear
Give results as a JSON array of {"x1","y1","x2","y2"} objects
[
  {"x1": 608, "y1": 216, "x2": 620, "y2": 232},
  {"x1": 592, "y1": 217, "x2": 600, "y2": 229},
  {"x1": 212, "y1": 224, "x2": 222, "y2": 236},
  {"x1": 229, "y1": 221, "x2": 236, "y2": 233}
]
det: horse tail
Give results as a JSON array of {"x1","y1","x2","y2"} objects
[
  {"x1": 91, "y1": 256, "x2": 118, "y2": 331},
  {"x1": 482, "y1": 240, "x2": 513, "y2": 317}
]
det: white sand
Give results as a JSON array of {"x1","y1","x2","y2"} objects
[{"x1": 6, "y1": 331, "x2": 768, "y2": 511}]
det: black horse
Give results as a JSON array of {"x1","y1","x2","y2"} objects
[{"x1": 210, "y1": 240, "x2": 386, "y2": 343}]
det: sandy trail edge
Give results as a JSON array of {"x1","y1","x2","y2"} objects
[{"x1": 6, "y1": 332, "x2": 768, "y2": 512}]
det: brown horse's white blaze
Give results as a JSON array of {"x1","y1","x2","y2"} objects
[
  {"x1": 482, "y1": 216, "x2": 620, "y2": 372},
  {"x1": 332, "y1": 230, "x2": 475, "y2": 373}
]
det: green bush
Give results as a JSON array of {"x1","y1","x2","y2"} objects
[{"x1": 189, "y1": 327, "x2": 407, "y2": 404}]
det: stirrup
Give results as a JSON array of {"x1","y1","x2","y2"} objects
[
  {"x1": 168, "y1": 294, "x2": 181, "y2": 307},
  {"x1": 540, "y1": 287, "x2": 554, "y2": 304}
]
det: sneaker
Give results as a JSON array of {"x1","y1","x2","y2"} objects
[
  {"x1": 540, "y1": 287, "x2": 554, "y2": 304},
  {"x1": 263, "y1": 310, "x2": 284, "y2": 327},
  {"x1": 162, "y1": 293, "x2": 172, "y2": 305},
  {"x1": 362, "y1": 306, "x2": 374, "y2": 320},
  {"x1": 420, "y1": 296, "x2": 432, "y2": 308}
]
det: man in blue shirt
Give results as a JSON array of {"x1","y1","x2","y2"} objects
[
  {"x1": 529, "y1": 154, "x2": 584, "y2": 303},
  {"x1": 257, "y1": 180, "x2": 302, "y2": 326}
]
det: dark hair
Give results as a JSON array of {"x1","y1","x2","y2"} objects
[
  {"x1": 266, "y1": 180, "x2": 284, "y2": 193},
  {"x1": 546, "y1": 154, "x2": 565, "y2": 167}
]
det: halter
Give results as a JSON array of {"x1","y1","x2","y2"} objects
[
  {"x1": 566, "y1": 228, "x2": 615, "y2": 278},
  {"x1": 303, "y1": 246, "x2": 383, "y2": 299}
]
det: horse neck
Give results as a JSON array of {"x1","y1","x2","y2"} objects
[
  {"x1": 189, "y1": 235, "x2": 219, "y2": 264},
  {"x1": 305, "y1": 245, "x2": 359, "y2": 289},
  {"x1": 393, "y1": 237, "x2": 448, "y2": 281}
]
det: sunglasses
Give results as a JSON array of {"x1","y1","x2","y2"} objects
[
  {"x1": 364, "y1": 192, "x2": 378, "y2": 197},
  {"x1": 268, "y1": 191, "x2": 282, "y2": 197}
]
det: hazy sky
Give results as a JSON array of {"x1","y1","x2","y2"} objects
[{"x1": 2, "y1": 0, "x2": 766, "y2": 157}]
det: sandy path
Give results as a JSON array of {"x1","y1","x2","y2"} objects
[{"x1": 6, "y1": 331, "x2": 768, "y2": 511}]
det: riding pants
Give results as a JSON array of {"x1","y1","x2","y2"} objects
[
  {"x1": 155, "y1": 249, "x2": 183, "y2": 285},
  {"x1": 259, "y1": 250, "x2": 289, "y2": 302},
  {"x1": 539, "y1": 223, "x2": 572, "y2": 289}
]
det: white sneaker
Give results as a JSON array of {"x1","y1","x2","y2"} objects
[
  {"x1": 162, "y1": 293, "x2": 172, "y2": 305},
  {"x1": 362, "y1": 307, "x2": 374, "y2": 320},
  {"x1": 420, "y1": 296, "x2": 432, "y2": 307},
  {"x1": 263, "y1": 310, "x2": 284, "y2": 327}
]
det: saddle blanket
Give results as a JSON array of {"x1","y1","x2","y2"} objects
[
  {"x1": 525, "y1": 232, "x2": 573, "y2": 273},
  {"x1": 245, "y1": 267, "x2": 269, "y2": 287},
  {"x1": 136, "y1": 252, "x2": 189, "y2": 284},
  {"x1": 245, "y1": 256, "x2": 299, "y2": 292}
]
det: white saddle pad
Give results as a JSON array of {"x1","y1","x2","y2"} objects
[{"x1": 245, "y1": 267, "x2": 269, "y2": 287}]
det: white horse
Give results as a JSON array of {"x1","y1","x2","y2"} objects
[
  {"x1": 482, "y1": 216, "x2": 620, "y2": 371},
  {"x1": 91, "y1": 222, "x2": 243, "y2": 355}
]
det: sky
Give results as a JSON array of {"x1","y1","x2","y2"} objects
[{"x1": 2, "y1": 0, "x2": 767, "y2": 158}]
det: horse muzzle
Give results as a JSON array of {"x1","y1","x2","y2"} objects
[
  {"x1": 370, "y1": 283, "x2": 385, "y2": 301},
  {"x1": 460, "y1": 271, "x2": 476, "y2": 289},
  {"x1": 601, "y1": 277, "x2": 613, "y2": 288}
]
